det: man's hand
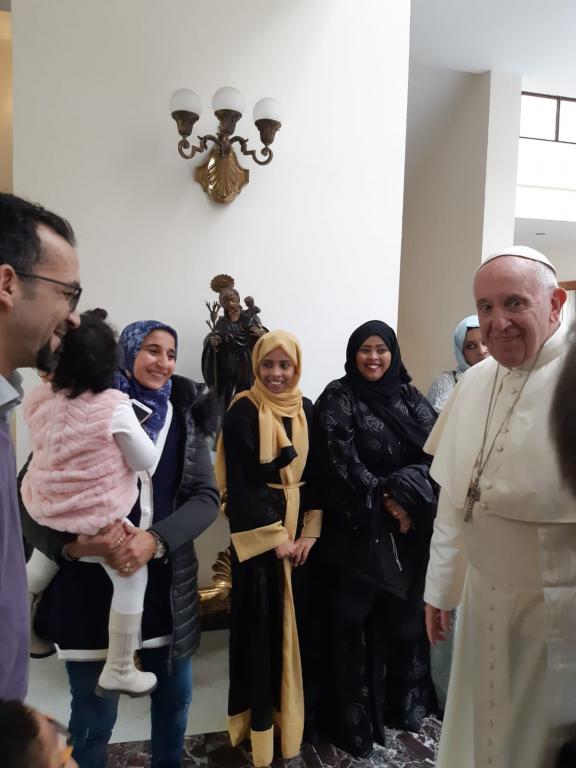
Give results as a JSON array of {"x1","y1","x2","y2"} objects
[
  {"x1": 107, "y1": 528, "x2": 157, "y2": 577},
  {"x1": 274, "y1": 540, "x2": 296, "y2": 560},
  {"x1": 65, "y1": 521, "x2": 127, "y2": 561},
  {"x1": 291, "y1": 537, "x2": 316, "y2": 567},
  {"x1": 425, "y1": 603, "x2": 453, "y2": 645},
  {"x1": 210, "y1": 334, "x2": 222, "y2": 347}
]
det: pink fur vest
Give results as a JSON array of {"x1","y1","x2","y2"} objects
[{"x1": 22, "y1": 384, "x2": 139, "y2": 535}]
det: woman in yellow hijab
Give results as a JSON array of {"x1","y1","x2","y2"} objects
[{"x1": 216, "y1": 330, "x2": 322, "y2": 767}]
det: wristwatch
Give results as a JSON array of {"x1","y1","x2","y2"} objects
[{"x1": 150, "y1": 531, "x2": 167, "y2": 559}]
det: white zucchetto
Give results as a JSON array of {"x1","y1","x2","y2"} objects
[{"x1": 478, "y1": 245, "x2": 557, "y2": 274}]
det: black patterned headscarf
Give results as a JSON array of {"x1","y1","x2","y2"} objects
[{"x1": 344, "y1": 320, "x2": 429, "y2": 451}]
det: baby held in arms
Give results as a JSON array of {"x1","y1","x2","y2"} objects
[{"x1": 22, "y1": 309, "x2": 158, "y2": 698}]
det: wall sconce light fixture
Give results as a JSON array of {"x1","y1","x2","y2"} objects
[{"x1": 169, "y1": 86, "x2": 282, "y2": 204}]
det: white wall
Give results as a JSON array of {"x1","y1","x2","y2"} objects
[
  {"x1": 398, "y1": 66, "x2": 521, "y2": 392},
  {"x1": 482, "y1": 72, "x2": 521, "y2": 258},
  {"x1": 11, "y1": 0, "x2": 411, "y2": 584},
  {"x1": 0, "y1": 11, "x2": 12, "y2": 192}
]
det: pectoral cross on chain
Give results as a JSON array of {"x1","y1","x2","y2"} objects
[{"x1": 464, "y1": 478, "x2": 481, "y2": 523}]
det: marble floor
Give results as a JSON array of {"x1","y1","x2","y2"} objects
[
  {"x1": 27, "y1": 628, "x2": 441, "y2": 766},
  {"x1": 106, "y1": 720, "x2": 440, "y2": 768}
]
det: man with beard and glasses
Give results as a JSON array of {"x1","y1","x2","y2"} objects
[{"x1": 0, "y1": 193, "x2": 81, "y2": 699}]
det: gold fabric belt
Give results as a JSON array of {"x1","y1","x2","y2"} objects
[{"x1": 266, "y1": 481, "x2": 305, "y2": 490}]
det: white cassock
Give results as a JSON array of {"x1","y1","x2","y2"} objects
[{"x1": 424, "y1": 323, "x2": 576, "y2": 768}]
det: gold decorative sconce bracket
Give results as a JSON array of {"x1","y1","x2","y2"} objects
[
  {"x1": 169, "y1": 87, "x2": 282, "y2": 204},
  {"x1": 194, "y1": 147, "x2": 249, "y2": 204}
]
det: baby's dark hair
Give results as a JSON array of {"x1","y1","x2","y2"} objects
[{"x1": 51, "y1": 308, "x2": 118, "y2": 399}]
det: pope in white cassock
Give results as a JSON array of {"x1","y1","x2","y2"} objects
[{"x1": 424, "y1": 246, "x2": 576, "y2": 768}]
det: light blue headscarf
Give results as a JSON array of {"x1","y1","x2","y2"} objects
[{"x1": 453, "y1": 315, "x2": 480, "y2": 373}]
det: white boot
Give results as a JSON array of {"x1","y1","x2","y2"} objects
[
  {"x1": 96, "y1": 611, "x2": 157, "y2": 698},
  {"x1": 29, "y1": 592, "x2": 56, "y2": 659}
]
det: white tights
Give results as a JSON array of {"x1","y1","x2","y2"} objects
[{"x1": 27, "y1": 531, "x2": 148, "y2": 615}]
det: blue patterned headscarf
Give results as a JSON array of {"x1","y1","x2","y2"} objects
[
  {"x1": 453, "y1": 315, "x2": 480, "y2": 373},
  {"x1": 113, "y1": 320, "x2": 178, "y2": 443}
]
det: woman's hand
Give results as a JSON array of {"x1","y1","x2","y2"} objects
[
  {"x1": 274, "y1": 540, "x2": 296, "y2": 560},
  {"x1": 291, "y1": 537, "x2": 316, "y2": 567},
  {"x1": 65, "y1": 521, "x2": 127, "y2": 561},
  {"x1": 107, "y1": 528, "x2": 157, "y2": 577},
  {"x1": 383, "y1": 494, "x2": 412, "y2": 534}
]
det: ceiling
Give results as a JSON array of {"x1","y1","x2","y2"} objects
[
  {"x1": 409, "y1": 0, "x2": 576, "y2": 269},
  {"x1": 411, "y1": 0, "x2": 576, "y2": 98},
  {"x1": 514, "y1": 218, "x2": 576, "y2": 279}
]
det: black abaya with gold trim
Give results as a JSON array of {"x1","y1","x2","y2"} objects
[{"x1": 222, "y1": 395, "x2": 320, "y2": 766}]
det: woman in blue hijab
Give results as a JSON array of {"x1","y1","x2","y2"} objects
[
  {"x1": 427, "y1": 315, "x2": 488, "y2": 414},
  {"x1": 22, "y1": 319, "x2": 220, "y2": 768}
]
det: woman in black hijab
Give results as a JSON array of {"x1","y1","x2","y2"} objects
[{"x1": 311, "y1": 321, "x2": 438, "y2": 757}]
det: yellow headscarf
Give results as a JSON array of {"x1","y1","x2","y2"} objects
[
  {"x1": 219, "y1": 331, "x2": 310, "y2": 764},
  {"x1": 215, "y1": 330, "x2": 308, "y2": 496}
]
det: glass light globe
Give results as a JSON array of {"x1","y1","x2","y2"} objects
[
  {"x1": 212, "y1": 87, "x2": 244, "y2": 115},
  {"x1": 253, "y1": 97, "x2": 282, "y2": 123},
  {"x1": 169, "y1": 89, "x2": 202, "y2": 116}
]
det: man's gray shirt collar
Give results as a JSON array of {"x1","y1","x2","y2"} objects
[{"x1": 0, "y1": 371, "x2": 23, "y2": 420}]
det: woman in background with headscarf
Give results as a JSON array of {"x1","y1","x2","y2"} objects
[
  {"x1": 427, "y1": 315, "x2": 488, "y2": 413},
  {"x1": 21, "y1": 320, "x2": 219, "y2": 768},
  {"x1": 312, "y1": 321, "x2": 438, "y2": 757},
  {"x1": 425, "y1": 316, "x2": 487, "y2": 712},
  {"x1": 216, "y1": 330, "x2": 321, "y2": 768}
]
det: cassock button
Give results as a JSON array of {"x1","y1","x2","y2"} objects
[
  {"x1": 488, "y1": 623, "x2": 493, "y2": 631},
  {"x1": 489, "y1": 644, "x2": 495, "y2": 651},
  {"x1": 489, "y1": 719, "x2": 494, "y2": 727},
  {"x1": 496, "y1": 446, "x2": 503, "y2": 452},
  {"x1": 481, "y1": 502, "x2": 489, "y2": 510},
  {"x1": 488, "y1": 758, "x2": 493, "y2": 765},
  {"x1": 511, "y1": 388, "x2": 518, "y2": 394},
  {"x1": 489, "y1": 662, "x2": 495, "y2": 670},
  {"x1": 489, "y1": 603, "x2": 495, "y2": 611},
  {"x1": 374, "y1": 538, "x2": 380, "y2": 543},
  {"x1": 485, "y1": 482, "x2": 492, "y2": 490},
  {"x1": 489, "y1": 701, "x2": 494, "y2": 708}
]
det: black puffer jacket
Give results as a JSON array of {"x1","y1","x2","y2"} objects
[{"x1": 20, "y1": 375, "x2": 219, "y2": 666}]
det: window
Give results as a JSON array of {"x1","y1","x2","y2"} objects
[{"x1": 521, "y1": 92, "x2": 576, "y2": 145}]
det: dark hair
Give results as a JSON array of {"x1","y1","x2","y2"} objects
[
  {"x1": 0, "y1": 193, "x2": 76, "y2": 273},
  {"x1": 0, "y1": 700, "x2": 44, "y2": 768},
  {"x1": 551, "y1": 331, "x2": 576, "y2": 497},
  {"x1": 51, "y1": 308, "x2": 118, "y2": 399}
]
